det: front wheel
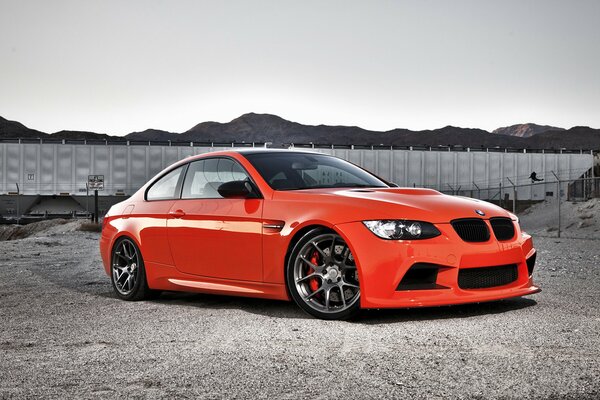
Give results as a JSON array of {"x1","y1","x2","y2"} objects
[
  {"x1": 110, "y1": 237, "x2": 158, "y2": 301},
  {"x1": 286, "y1": 229, "x2": 361, "y2": 320}
]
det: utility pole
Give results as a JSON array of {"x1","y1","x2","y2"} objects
[{"x1": 551, "y1": 171, "x2": 561, "y2": 238}]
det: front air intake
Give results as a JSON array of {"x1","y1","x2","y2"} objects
[
  {"x1": 458, "y1": 264, "x2": 518, "y2": 289},
  {"x1": 451, "y1": 218, "x2": 490, "y2": 242},
  {"x1": 396, "y1": 263, "x2": 448, "y2": 290},
  {"x1": 526, "y1": 253, "x2": 536, "y2": 276},
  {"x1": 490, "y1": 218, "x2": 515, "y2": 241}
]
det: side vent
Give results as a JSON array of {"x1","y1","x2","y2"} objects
[
  {"x1": 526, "y1": 253, "x2": 536, "y2": 276},
  {"x1": 396, "y1": 263, "x2": 448, "y2": 290}
]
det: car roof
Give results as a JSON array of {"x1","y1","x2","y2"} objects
[
  {"x1": 228, "y1": 148, "x2": 323, "y2": 155},
  {"x1": 174, "y1": 148, "x2": 332, "y2": 166}
]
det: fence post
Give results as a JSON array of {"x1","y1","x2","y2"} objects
[
  {"x1": 16, "y1": 183, "x2": 20, "y2": 225},
  {"x1": 551, "y1": 171, "x2": 561, "y2": 238},
  {"x1": 447, "y1": 183, "x2": 455, "y2": 195},
  {"x1": 473, "y1": 182, "x2": 480, "y2": 199},
  {"x1": 506, "y1": 177, "x2": 517, "y2": 214}
]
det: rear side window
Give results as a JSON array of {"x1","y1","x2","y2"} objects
[
  {"x1": 146, "y1": 166, "x2": 184, "y2": 200},
  {"x1": 182, "y1": 158, "x2": 249, "y2": 199}
]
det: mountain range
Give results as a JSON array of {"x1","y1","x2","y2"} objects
[{"x1": 1, "y1": 113, "x2": 599, "y2": 150}]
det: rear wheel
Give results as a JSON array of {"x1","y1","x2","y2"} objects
[
  {"x1": 110, "y1": 237, "x2": 158, "y2": 301},
  {"x1": 286, "y1": 229, "x2": 360, "y2": 320}
]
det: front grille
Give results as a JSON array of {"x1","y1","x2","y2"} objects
[
  {"x1": 458, "y1": 264, "x2": 518, "y2": 289},
  {"x1": 490, "y1": 218, "x2": 515, "y2": 241},
  {"x1": 451, "y1": 218, "x2": 490, "y2": 242}
]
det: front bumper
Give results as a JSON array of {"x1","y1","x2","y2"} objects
[{"x1": 334, "y1": 221, "x2": 540, "y2": 309}]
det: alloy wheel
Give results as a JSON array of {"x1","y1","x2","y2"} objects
[
  {"x1": 293, "y1": 233, "x2": 360, "y2": 314},
  {"x1": 112, "y1": 238, "x2": 140, "y2": 296}
]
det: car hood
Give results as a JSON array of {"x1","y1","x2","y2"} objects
[{"x1": 275, "y1": 187, "x2": 513, "y2": 223}]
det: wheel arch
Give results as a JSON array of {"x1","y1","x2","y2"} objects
[
  {"x1": 108, "y1": 230, "x2": 145, "y2": 273},
  {"x1": 284, "y1": 224, "x2": 335, "y2": 272},
  {"x1": 283, "y1": 223, "x2": 364, "y2": 289}
]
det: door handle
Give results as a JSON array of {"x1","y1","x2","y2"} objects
[{"x1": 169, "y1": 209, "x2": 186, "y2": 218}]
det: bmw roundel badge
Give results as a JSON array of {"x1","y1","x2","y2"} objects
[{"x1": 475, "y1": 209, "x2": 485, "y2": 216}]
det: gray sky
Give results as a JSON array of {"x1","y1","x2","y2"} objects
[{"x1": 1, "y1": 0, "x2": 599, "y2": 135}]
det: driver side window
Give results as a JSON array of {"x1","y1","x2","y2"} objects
[{"x1": 182, "y1": 158, "x2": 249, "y2": 199}]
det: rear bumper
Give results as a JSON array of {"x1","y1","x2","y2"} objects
[{"x1": 334, "y1": 221, "x2": 540, "y2": 309}]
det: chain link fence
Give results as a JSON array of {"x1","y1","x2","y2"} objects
[
  {"x1": 2, "y1": 174, "x2": 599, "y2": 239},
  {"x1": 439, "y1": 176, "x2": 600, "y2": 239}
]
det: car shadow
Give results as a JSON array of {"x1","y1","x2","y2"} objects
[
  {"x1": 354, "y1": 297, "x2": 538, "y2": 324},
  {"x1": 112, "y1": 290, "x2": 538, "y2": 323},
  {"x1": 30, "y1": 261, "x2": 538, "y2": 323}
]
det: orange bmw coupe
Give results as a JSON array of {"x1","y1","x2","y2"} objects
[{"x1": 100, "y1": 149, "x2": 540, "y2": 319}]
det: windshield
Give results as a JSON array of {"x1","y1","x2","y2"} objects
[{"x1": 243, "y1": 152, "x2": 389, "y2": 190}]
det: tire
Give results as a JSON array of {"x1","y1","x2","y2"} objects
[
  {"x1": 286, "y1": 228, "x2": 361, "y2": 320},
  {"x1": 110, "y1": 237, "x2": 159, "y2": 301}
]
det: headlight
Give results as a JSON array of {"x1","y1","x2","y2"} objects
[{"x1": 362, "y1": 220, "x2": 441, "y2": 240}]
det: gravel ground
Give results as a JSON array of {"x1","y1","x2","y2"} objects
[{"x1": 0, "y1": 230, "x2": 599, "y2": 399}]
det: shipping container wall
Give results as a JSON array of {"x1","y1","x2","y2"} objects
[{"x1": 0, "y1": 143, "x2": 594, "y2": 200}]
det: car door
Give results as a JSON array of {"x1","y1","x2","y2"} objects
[
  {"x1": 167, "y1": 157, "x2": 264, "y2": 282},
  {"x1": 136, "y1": 164, "x2": 187, "y2": 267}
]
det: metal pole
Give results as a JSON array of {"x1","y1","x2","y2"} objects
[
  {"x1": 447, "y1": 184, "x2": 455, "y2": 195},
  {"x1": 591, "y1": 152, "x2": 596, "y2": 197},
  {"x1": 473, "y1": 182, "x2": 480, "y2": 199},
  {"x1": 86, "y1": 182, "x2": 89, "y2": 218},
  {"x1": 551, "y1": 171, "x2": 560, "y2": 238},
  {"x1": 16, "y1": 183, "x2": 20, "y2": 225},
  {"x1": 507, "y1": 177, "x2": 517, "y2": 214},
  {"x1": 94, "y1": 190, "x2": 99, "y2": 224}
]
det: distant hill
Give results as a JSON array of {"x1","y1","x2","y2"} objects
[
  {"x1": 0, "y1": 116, "x2": 48, "y2": 139},
  {"x1": 493, "y1": 123, "x2": 565, "y2": 138},
  {"x1": 126, "y1": 128, "x2": 179, "y2": 142},
  {"x1": 1, "y1": 113, "x2": 599, "y2": 150}
]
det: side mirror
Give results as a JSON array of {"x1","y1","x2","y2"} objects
[{"x1": 217, "y1": 180, "x2": 256, "y2": 198}]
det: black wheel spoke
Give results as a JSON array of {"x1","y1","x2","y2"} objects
[
  {"x1": 296, "y1": 273, "x2": 320, "y2": 284},
  {"x1": 311, "y1": 241, "x2": 327, "y2": 259},
  {"x1": 324, "y1": 287, "x2": 332, "y2": 309},
  {"x1": 299, "y1": 255, "x2": 320, "y2": 270},
  {"x1": 305, "y1": 287, "x2": 324, "y2": 300},
  {"x1": 328, "y1": 235, "x2": 336, "y2": 259},
  {"x1": 339, "y1": 287, "x2": 346, "y2": 307}
]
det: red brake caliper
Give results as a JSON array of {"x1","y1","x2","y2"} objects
[{"x1": 308, "y1": 250, "x2": 321, "y2": 292}]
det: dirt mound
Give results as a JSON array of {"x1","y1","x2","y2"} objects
[
  {"x1": 0, "y1": 219, "x2": 91, "y2": 241},
  {"x1": 519, "y1": 198, "x2": 600, "y2": 239}
]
